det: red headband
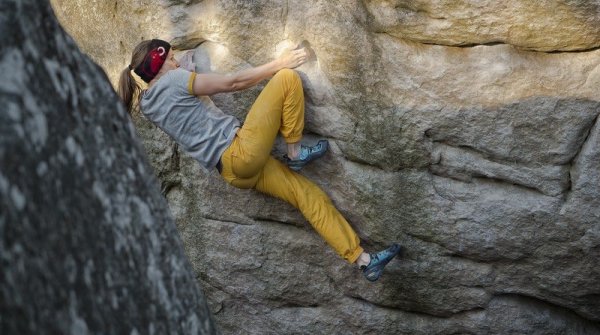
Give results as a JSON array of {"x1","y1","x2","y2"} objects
[{"x1": 133, "y1": 39, "x2": 171, "y2": 83}]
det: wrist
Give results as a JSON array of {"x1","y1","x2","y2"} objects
[{"x1": 273, "y1": 57, "x2": 285, "y2": 71}]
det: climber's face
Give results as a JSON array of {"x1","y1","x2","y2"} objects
[{"x1": 160, "y1": 49, "x2": 180, "y2": 73}]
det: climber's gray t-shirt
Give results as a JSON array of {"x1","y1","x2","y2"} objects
[{"x1": 140, "y1": 68, "x2": 240, "y2": 169}]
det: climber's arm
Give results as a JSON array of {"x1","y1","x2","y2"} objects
[{"x1": 191, "y1": 48, "x2": 307, "y2": 96}]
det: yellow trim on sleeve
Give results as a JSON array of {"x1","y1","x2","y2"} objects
[{"x1": 188, "y1": 72, "x2": 197, "y2": 95}]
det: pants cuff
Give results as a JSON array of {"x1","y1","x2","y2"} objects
[
  {"x1": 284, "y1": 134, "x2": 303, "y2": 144},
  {"x1": 346, "y1": 245, "x2": 364, "y2": 264}
]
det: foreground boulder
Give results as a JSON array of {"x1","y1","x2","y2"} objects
[{"x1": 0, "y1": 1, "x2": 216, "y2": 334}]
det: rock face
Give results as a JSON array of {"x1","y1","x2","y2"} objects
[
  {"x1": 0, "y1": 1, "x2": 216, "y2": 334},
  {"x1": 51, "y1": 0, "x2": 600, "y2": 334}
]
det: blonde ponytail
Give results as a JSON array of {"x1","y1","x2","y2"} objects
[
  {"x1": 117, "y1": 40, "x2": 154, "y2": 114},
  {"x1": 117, "y1": 66, "x2": 141, "y2": 114}
]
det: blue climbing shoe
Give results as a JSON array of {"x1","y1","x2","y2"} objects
[
  {"x1": 362, "y1": 243, "x2": 401, "y2": 282},
  {"x1": 285, "y1": 140, "x2": 329, "y2": 171}
]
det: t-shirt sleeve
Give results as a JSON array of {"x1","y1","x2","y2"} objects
[
  {"x1": 166, "y1": 68, "x2": 196, "y2": 98},
  {"x1": 188, "y1": 72, "x2": 197, "y2": 95}
]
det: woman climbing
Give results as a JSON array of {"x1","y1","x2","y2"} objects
[{"x1": 117, "y1": 39, "x2": 400, "y2": 282}]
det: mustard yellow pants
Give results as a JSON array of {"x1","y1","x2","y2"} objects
[{"x1": 219, "y1": 69, "x2": 363, "y2": 263}]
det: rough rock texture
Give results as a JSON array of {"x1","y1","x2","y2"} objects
[
  {"x1": 51, "y1": 0, "x2": 600, "y2": 334},
  {"x1": 0, "y1": 1, "x2": 216, "y2": 334}
]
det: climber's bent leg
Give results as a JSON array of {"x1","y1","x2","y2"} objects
[{"x1": 232, "y1": 69, "x2": 305, "y2": 178}]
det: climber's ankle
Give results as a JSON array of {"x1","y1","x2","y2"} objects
[
  {"x1": 287, "y1": 142, "x2": 301, "y2": 160},
  {"x1": 356, "y1": 252, "x2": 371, "y2": 269}
]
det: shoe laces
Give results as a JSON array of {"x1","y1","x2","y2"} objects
[
  {"x1": 371, "y1": 253, "x2": 382, "y2": 263},
  {"x1": 299, "y1": 143, "x2": 322, "y2": 159},
  {"x1": 369, "y1": 246, "x2": 397, "y2": 266}
]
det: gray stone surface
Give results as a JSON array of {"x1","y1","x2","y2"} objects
[
  {"x1": 51, "y1": 0, "x2": 600, "y2": 334},
  {"x1": 0, "y1": 1, "x2": 216, "y2": 334}
]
